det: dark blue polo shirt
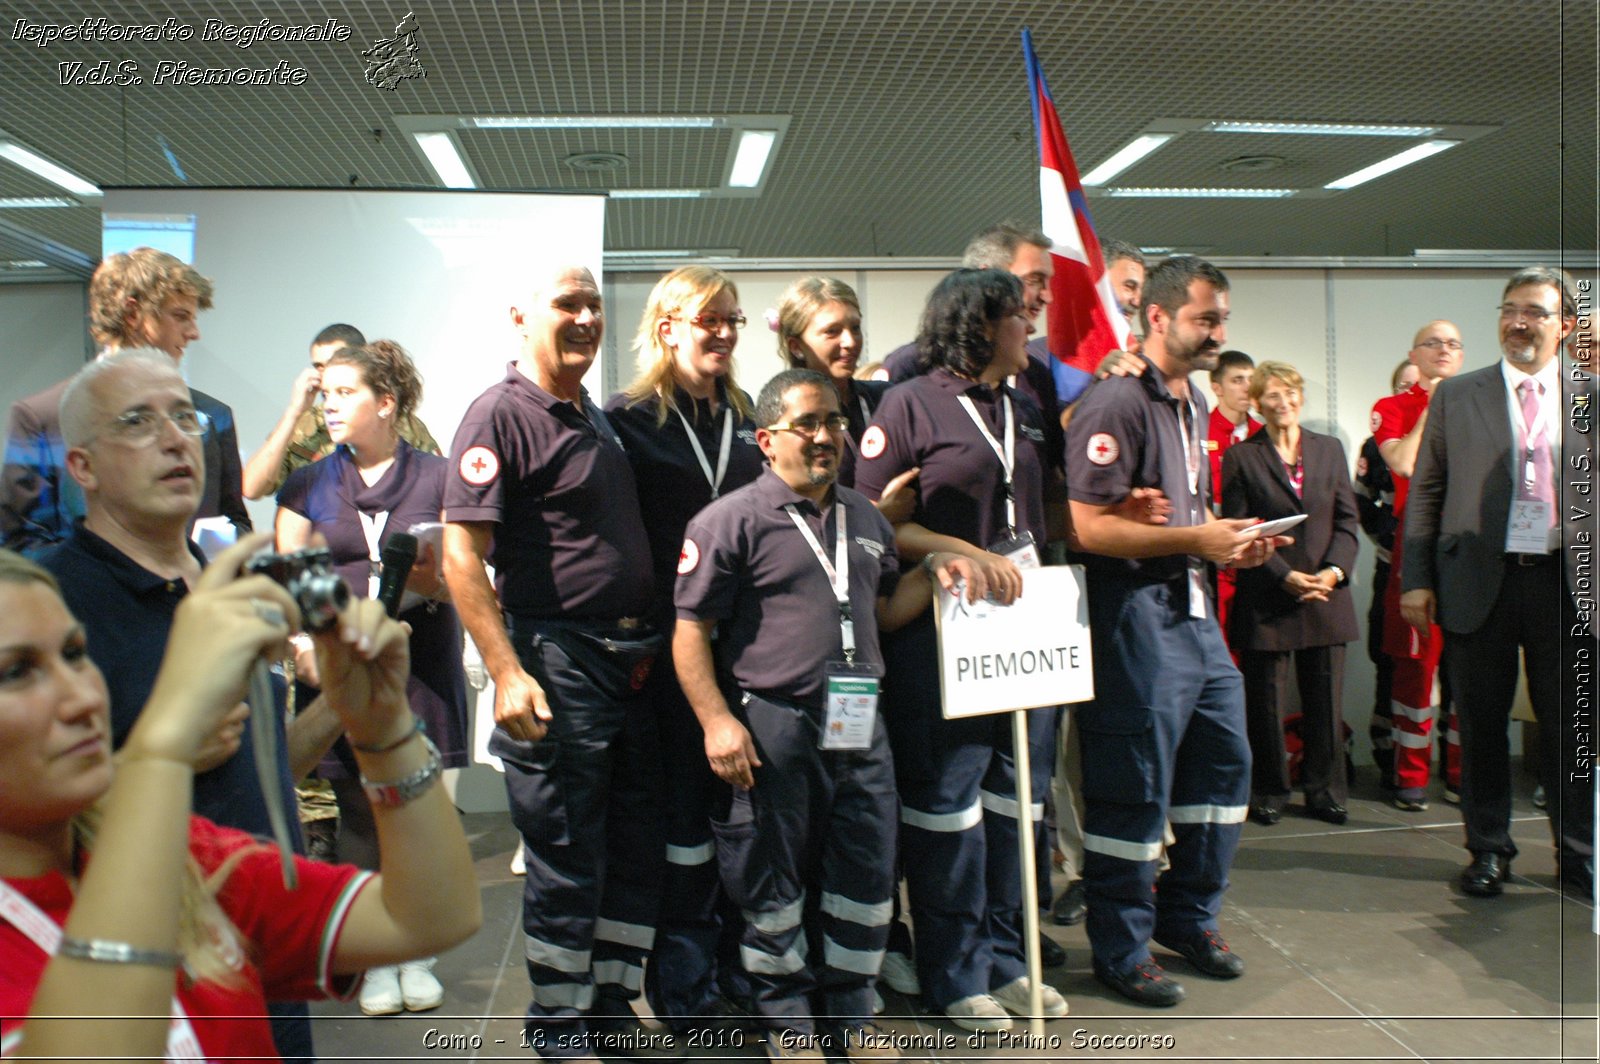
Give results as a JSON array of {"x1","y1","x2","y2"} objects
[
  {"x1": 605, "y1": 384, "x2": 764, "y2": 626},
  {"x1": 42, "y1": 523, "x2": 300, "y2": 842},
  {"x1": 855, "y1": 369, "x2": 1049, "y2": 553},
  {"x1": 883, "y1": 337, "x2": 1063, "y2": 476},
  {"x1": 443, "y1": 363, "x2": 653, "y2": 621},
  {"x1": 836, "y1": 378, "x2": 891, "y2": 490},
  {"x1": 676, "y1": 468, "x2": 901, "y2": 710},
  {"x1": 1064, "y1": 365, "x2": 1210, "y2": 583}
]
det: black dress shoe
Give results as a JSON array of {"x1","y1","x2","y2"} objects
[
  {"x1": 1093, "y1": 959, "x2": 1185, "y2": 1007},
  {"x1": 1460, "y1": 853, "x2": 1511, "y2": 897},
  {"x1": 1557, "y1": 855, "x2": 1594, "y2": 899},
  {"x1": 1051, "y1": 880, "x2": 1087, "y2": 926},
  {"x1": 1038, "y1": 932, "x2": 1067, "y2": 968},
  {"x1": 1155, "y1": 929, "x2": 1245, "y2": 979},
  {"x1": 1306, "y1": 799, "x2": 1348, "y2": 825},
  {"x1": 1251, "y1": 804, "x2": 1281, "y2": 826}
]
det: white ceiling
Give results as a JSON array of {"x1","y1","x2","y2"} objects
[{"x1": 1, "y1": 0, "x2": 1595, "y2": 278}]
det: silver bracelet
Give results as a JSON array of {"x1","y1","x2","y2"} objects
[
  {"x1": 360, "y1": 733, "x2": 443, "y2": 808},
  {"x1": 57, "y1": 935, "x2": 182, "y2": 967}
]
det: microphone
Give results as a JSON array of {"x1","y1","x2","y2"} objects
[{"x1": 376, "y1": 532, "x2": 419, "y2": 618}]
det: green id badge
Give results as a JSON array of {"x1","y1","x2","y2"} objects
[{"x1": 822, "y1": 662, "x2": 880, "y2": 750}]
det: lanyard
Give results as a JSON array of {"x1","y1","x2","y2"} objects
[
  {"x1": 956, "y1": 393, "x2": 1017, "y2": 535},
  {"x1": 1508, "y1": 378, "x2": 1553, "y2": 490},
  {"x1": 783, "y1": 501, "x2": 854, "y2": 662},
  {"x1": 0, "y1": 880, "x2": 207, "y2": 1062},
  {"x1": 840, "y1": 393, "x2": 874, "y2": 456},
  {"x1": 1174, "y1": 394, "x2": 1202, "y2": 503},
  {"x1": 356, "y1": 510, "x2": 390, "y2": 599},
  {"x1": 673, "y1": 405, "x2": 734, "y2": 499}
]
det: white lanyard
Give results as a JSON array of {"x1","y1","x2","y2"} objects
[
  {"x1": 356, "y1": 510, "x2": 390, "y2": 599},
  {"x1": 783, "y1": 501, "x2": 854, "y2": 662},
  {"x1": 1174, "y1": 395, "x2": 1202, "y2": 501},
  {"x1": 1508, "y1": 379, "x2": 1553, "y2": 490},
  {"x1": 0, "y1": 880, "x2": 207, "y2": 1062},
  {"x1": 673, "y1": 405, "x2": 734, "y2": 499},
  {"x1": 840, "y1": 393, "x2": 874, "y2": 456},
  {"x1": 956, "y1": 393, "x2": 1018, "y2": 535}
]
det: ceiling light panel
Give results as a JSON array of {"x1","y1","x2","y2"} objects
[
  {"x1": 0, "y1": 138, "x2": 101, "y2": 198},
  {"x1": 1103, "y1": 187, "x2": 1298, "y2": 198},
  {"x1": 1206, "y1": 120, "x2": 1441, "y2": 137},
  {"x1": 1324, "y1": 140, "x2": 1461, "y2": 189},
  {"x1": 1081, "y1": 134, "x2": 1176, "y2": 186}
]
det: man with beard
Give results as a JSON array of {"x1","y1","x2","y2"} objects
[
  {"x1": 674, "y1": 368, "x2": 978, "y2": 1057},
  {"x1": 1401, "y1": 266, "x2": 1595, "y2": 900},
  {"x1": 1372, "y1": 320, "x2": 1466, "y2": 812},
  {"x1": 1065, "y1": 256, "x2": 1284, "y2": 1007}
]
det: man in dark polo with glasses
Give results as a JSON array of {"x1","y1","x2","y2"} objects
[{"x1": 1401, "y1": 266, "x2": 1595, "y2": 901}]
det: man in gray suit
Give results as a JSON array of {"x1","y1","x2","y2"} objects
[{"x1": 1401, "y1": 266, "x2": 1595, "y2": 900}]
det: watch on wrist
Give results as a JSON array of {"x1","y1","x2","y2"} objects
[{"x1": 360, "y1": 734, "x2": 443, "y2": 808}]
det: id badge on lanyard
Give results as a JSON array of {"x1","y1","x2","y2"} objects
[
  {"x1": 784, "y1": 501, "x2": 878, "y2": 751},
  {"x1": 1175, "y1": 395, "x2": 1207, "y2": 620},
  {"x1": 989, "y1": 530, "x2": 1041, "y2": 570},
  {"x1": 959, "y1": 392, "x2": 1039, "y2": 569},
  {"x1": 822, "y1": 660, "x2": 880, "y2": 751}
]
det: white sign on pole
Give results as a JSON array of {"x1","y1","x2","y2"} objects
[{"x1": 933, "y1": 564, "x2": 1095, "y2": 719}]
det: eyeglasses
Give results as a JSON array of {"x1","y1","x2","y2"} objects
[
  {"x1": 1414, "y1": 338, "x2": 1463, "y2": 351},
  {"x1": 1498, "y1": 304, "x2": 1560, "y2": 322},
  {"x1": 768, "y1": 413, "x2": 849, "y2": 438},
  {"x1": 685, "y1": 312, "x2": 747, "y2": 333},
  {"x1": 105, "y1": 406, "x2": 206, "y2": 445}
]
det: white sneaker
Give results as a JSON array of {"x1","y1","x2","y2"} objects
[
  {"x1": 399, "y1": 957, "x2": 444, "y2": 1011},
  {"x1": 359, "y1": 964, "x2": 403, "y2": 1015},
  {"x1": 990, "y1": 976, "x2": 1068, "y2": 1018},
  {"x1": 944, "y1": 993, "x2": 1012, "y2": 1032},
  {"x1": 510, "y1": 846, "x2": 527, "y2": 875},
  {"x1": 878, "y1": 951, "x2": 920, "y2": 995},
  {"x1": 872, "y1": 989, "x2": 884, "y2": 1014}
]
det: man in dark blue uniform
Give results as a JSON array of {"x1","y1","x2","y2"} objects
[
  {"x1": 442, "y1": 266, "x2": 672, "y2": 1059},
  {"x1": 1065, "y1": 256, "x2": 1283, "y2": 1007},
  {"x1": 675, "y1": 368, "x2": 979, "y2": 1055}
]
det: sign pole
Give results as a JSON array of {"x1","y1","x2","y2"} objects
[{"x1": 1012, "y1": 707, "x2": 1045, "y2": 1040}]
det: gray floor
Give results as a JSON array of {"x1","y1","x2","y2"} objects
[{"x1": 310, "y1": 769, "x2": 1598, "y2": 1064}]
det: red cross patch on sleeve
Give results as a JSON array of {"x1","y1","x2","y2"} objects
[
  {"x1": 859, "y1": 425, "x2": 887, "y2": 459},
  {"x1": 459, "y1": 446, "x2": 500, "y2": 486},
  {"x1": 1086, "y1": 432, "x2": 1120, "y2": 466},
  {"x1": 677, "y1": 537, "x2": 701, "y2": 575}
]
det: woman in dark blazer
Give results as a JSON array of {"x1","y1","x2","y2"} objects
[{"x1": 1221, "y1": 361, "x2": 1360, "y2": 826}]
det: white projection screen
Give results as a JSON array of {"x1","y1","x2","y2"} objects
[{"x1": 101, "y1": 188, "x2": 606, "y2": 529}]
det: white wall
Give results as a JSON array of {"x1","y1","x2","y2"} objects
[{"x1": 0, "y1": 283, "x2": 92, "y2": 413}]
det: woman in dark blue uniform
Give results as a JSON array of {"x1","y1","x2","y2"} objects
[
  {"x1": 604, "y1": 265, "x2": 765, "y2": 1032},
  {"x1": 854, "y1": 269, "x2": 1067, "y2": 1031},
  {"x1": 275, "y1": 340, "x2": 469, "y2": 1016},
  {"x1": 774, "y1": 276, "x2": 912, "y2": 504}
]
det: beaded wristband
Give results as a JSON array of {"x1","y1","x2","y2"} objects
[
  {"x1": 58, "y1": 935, "x2": 182, "y2": 968},
  {"x1": 350, "y1": 715, "x2": 422, "y2": 754}
]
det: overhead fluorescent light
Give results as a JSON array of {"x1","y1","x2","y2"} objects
[
  {"x1": 1080, "y1": 134, "x2": 1176, "y2": 187},
  {"x1": 473, "y1": 115, "x2": 719, "y2": 129},
  {"x1": 728, "y1": 130, "x2": 777, "y2": 188},
  {"x1": 412, "y1": 131, "x2": 475, "y2": 188},
  {"x1": 1103, "y1": 187, "x2": 1297, "y2": 198},
  {"x1": 608, "y1": 188, "x2": 705, "y2": 199},
  {"x1": 1324, "y1": 139, "x2": 1460, "y2": 190},
  {"x1": 1207, "y1": 120, "x2": 1441, "y2": 137},
  {"x1": 606, "y1": 249, "x2": 699, "y2": 259},
  {"x1": 0, "y1": 196, "x2": 75, "y2": 208},
  {"x1": 0, "y1": 139, "x2": 101, "y2": 198},
  {"x1": 2, "y1": 259, "x2": 49, "y2": 268}
]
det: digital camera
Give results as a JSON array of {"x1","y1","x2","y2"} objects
[{"x1": 246, "y1": 547, "x2": 350, "y2": 632}]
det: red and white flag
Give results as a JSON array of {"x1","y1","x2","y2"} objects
[{"x1": 1023, "y1": 28, "x2": 1132, "y2": 379}]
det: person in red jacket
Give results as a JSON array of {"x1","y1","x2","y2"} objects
[{"x1": 1371, "y1": 321, "x2": 1464, "y2": 811}]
